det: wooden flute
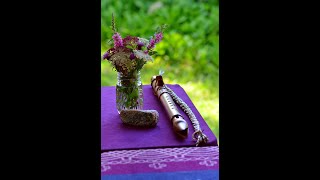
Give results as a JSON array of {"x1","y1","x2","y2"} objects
[{"x1": 151, "y1": 75, "x2": 189, "y2": 138}]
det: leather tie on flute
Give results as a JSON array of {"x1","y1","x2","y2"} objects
[{"x1": 151, "y1": 75, "x2": 189, "y2": 138}]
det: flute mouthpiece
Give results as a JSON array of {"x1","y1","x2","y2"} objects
[{"x1": 172, "y1": 116, "x2": 189, "y2": 138}]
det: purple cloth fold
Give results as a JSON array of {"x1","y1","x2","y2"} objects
[{"x1": 101, "y1": 84, "x2": 218, "y2": 151}]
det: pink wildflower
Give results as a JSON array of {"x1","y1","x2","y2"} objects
[
  {"x1": 154, "y1": 33, "x2": 163, "y2": 43},
  {"x1": 112, "y1": 32, "x2": 123, "y2": 49}
]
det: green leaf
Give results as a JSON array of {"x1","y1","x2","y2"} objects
[
  {"x1": 149, "y1": 51, "x2": 158, "y2": 56},
  {"x1": 107, "y1": 39, "x2": 114, "y2": 46}
]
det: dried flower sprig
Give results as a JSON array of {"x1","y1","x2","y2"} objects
[
  {"x1": 155, "y1": 24, "x2": 168, "y2": 34},
  {"x1": 111, "y1": 13, "x2": 117, "y2": 33}
]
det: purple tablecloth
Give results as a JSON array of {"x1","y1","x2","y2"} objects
[
  {"x1": 101, "y1": 146, "x2": 219, "y2": 179},
  {"x1": 101, "y1": 84, "x2": 218, "y2": 151}
]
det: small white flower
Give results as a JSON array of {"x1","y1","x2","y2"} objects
[
  {"x1": 133, "y1": 50, "x2": 153, "y2": 61},
  {"x1": 137, "y1": 37, "x2": 149, "y2": 47}
]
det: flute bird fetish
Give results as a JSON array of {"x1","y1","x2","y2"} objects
[{"x1": 151, "y1": 75, "x2": 189, "y2": 138}]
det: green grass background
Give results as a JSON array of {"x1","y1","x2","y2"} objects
[{"x1": 101, "y1": 0, "x2": 219, "y2": 141}]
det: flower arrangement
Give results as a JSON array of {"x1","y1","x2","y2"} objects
[
  {"x1": 102, "y1": 14, "x2": 167, "y2": 112},
  {"x1": 102, "y1": 13, "x2": 167, "y2": 77}
]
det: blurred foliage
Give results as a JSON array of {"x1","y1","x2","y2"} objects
[{"x1": 101, "y1": 0, "x2": 219, "y2": 141}]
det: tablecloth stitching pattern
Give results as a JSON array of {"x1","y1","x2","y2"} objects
[{"x1": 101, "y1": 146, "x2": 219, "y2": 172}]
